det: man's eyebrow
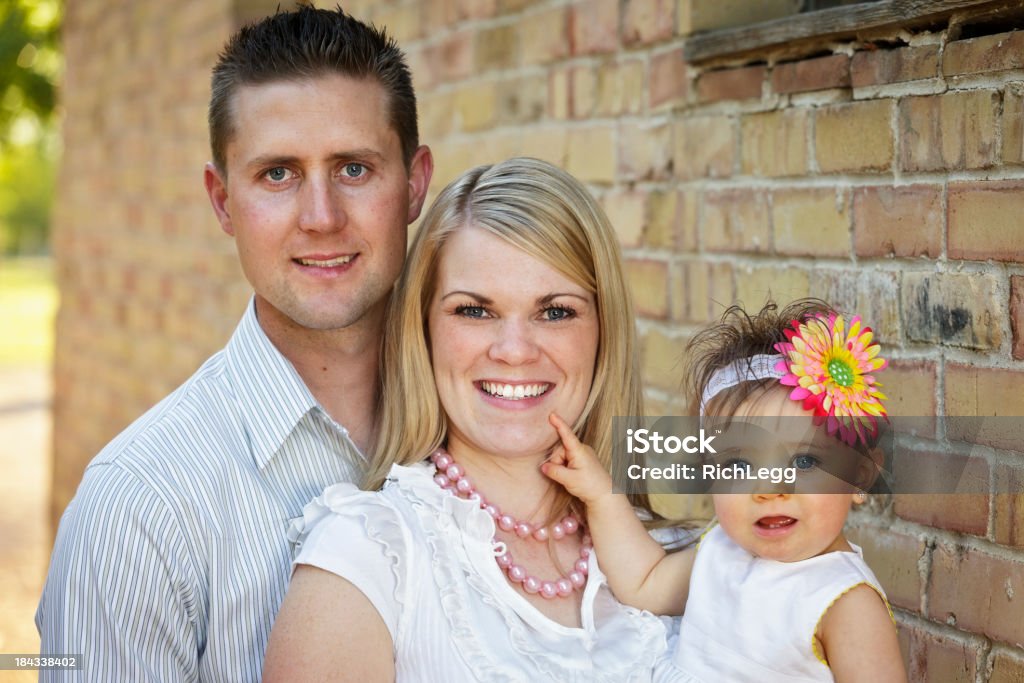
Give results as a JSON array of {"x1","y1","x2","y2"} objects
[{"x1": 244, "y1": 149, "x2": 386, "y2": 170}]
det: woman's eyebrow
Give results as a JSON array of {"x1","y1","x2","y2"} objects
[
  {"x1": 537, "y1": 293, "x2": 591, "y2": 304},
  {"x1": 440, "y1": 290, "x2": 492, "y2": 303}
]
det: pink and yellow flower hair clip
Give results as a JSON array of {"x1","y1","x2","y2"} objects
[{"x1": 773, "y1": 313, "x2": 888, "y2": 447}]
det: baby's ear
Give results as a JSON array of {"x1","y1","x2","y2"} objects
[{"x1": 854, "y1": 446, "x2": 885, "y2": 492}]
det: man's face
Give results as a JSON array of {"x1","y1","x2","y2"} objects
[{"x1": 205, "y1": 74, "x2": 431, "y2": 334}]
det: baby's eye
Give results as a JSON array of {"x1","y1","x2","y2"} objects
[
  {"x1": 722, "y1": 457, "x2": 753, "y2": 472},
  {"x1": 792, "y1": 454, "x2": 820, "y2": 471},
  {"x1": 454, "y1": 305, "x2": 488, "y2": 319},
  {"x1": 541, "y1": 305, "x2": 576, "y2": 321}
]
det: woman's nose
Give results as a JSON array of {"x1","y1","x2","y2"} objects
[{"x1": 487, "y1": 319, "x2": 540, "y2": 365}]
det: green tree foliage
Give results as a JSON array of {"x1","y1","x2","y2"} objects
[{"x1": 0, "y1": 0, "x2": 61, "y2": 255}]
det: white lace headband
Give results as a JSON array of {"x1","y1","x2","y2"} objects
[{"x1": 699, "y1": 353, "x2": 787, "y2": 416}]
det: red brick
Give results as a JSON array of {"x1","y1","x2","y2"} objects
[
  {"x1": 696, "y1": 65, "x2": 764, "y2": 103},
  {"x1": 622, "y1": 0, "x2": 673, "y2": 46},
  {"x1": 914, "y1": 629, "x2": 978, "y2": 683},
  {"x1": 899, "y1": 91, "x2": 1000, "y2": 172},
  {"x1": 851, "y1": 44, "x2": 939, "y2": 87},
  {"x1": 994, "y1": 464, "x2": 1024, "y2": 548},
  {"x1": 650, "y1": 48, "x2": 688, "y2": 108},
  {"x1": 943, "y1": 30, "x2": 1024, "y2": 77},
  {"x1": 1005, "y1": 83, "x2": 1024, "y2": 165},
  {"x1": 1013, "y1": 276, "x2": 1024, "y2": 361},
  {"x1": 892, "y1": 450, "x2": 989, "y2": 535},
  {"x1": 901, "y1": 272, "x2": 1004, "y2": 350},
  {"x1": 845, "y1": 527, "x2": 924, "y2": 610},
  {"x1": 702, "y1": 189, "x2": 770, "y2": 253},
  {"x1": 948, "y1": 181, "x2": 1024, "y2": 262},
  {"x1": 853, "y1": 185, "x2": 943, "y2": 258},
  {"x1": 770, "y1": 54, "x2": 850, "y2": 95},
  {"x1": 929, "y1": 544, "x2": 1024, "y2": 645},
  {"x1": 570, "y1": 0, "x2": 619, "y2": 55}
]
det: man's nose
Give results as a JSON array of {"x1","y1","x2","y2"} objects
[{"x1": 298, "y1": 176, "x2": 345, "y2": 233}]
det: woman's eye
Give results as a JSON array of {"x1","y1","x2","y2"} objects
[
  {"x1": 542, "y1": 306, "x2": 576, "y2": 321},
  {"x1": 454, "y1": 305, "x2": 487, "y2": 318},
  {"x1": 793, "y1": 454, "x2": 819, "y2": 471},
  {"x1": 342, "y1": 163, "x2": 367, "y2": 178},
  {"x1": 265, "y1": 167, "x2": 291, "y2": 182}
]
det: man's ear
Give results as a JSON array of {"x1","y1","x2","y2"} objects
[
  {"x1": 204, "y1": 162, "x2": 234, "y2": 236},
  {"x1": 405, "y1": 145, "x2": 434, "y2": 224}
]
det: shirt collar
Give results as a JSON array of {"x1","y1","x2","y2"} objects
[{"x1": 225, "y1": 297, "x2": 320, "y2": 470}]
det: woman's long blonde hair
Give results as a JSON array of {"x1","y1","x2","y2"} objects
[{"x1": 365, "y1": 157, "x2": 649, "y2": 513}]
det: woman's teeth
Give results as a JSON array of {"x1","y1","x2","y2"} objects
[{"x1": 481, "y1": 382, "x2": 551, "y2": 400}]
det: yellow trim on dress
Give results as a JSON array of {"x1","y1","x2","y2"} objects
[{"x1": 810, "y1": 581, "x2": 895, "y2": 668}]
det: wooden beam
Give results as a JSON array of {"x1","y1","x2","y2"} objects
[{"x1": 684, "y1": 0, "x2": 1013, "y2": 63}]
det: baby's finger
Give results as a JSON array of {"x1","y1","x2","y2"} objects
[
  {"x1": 546, "y1": 444, "x2": 567, "y2": 467},
  {"x1": 549, "y1": 412, "x2": 583, "y2": 450}
]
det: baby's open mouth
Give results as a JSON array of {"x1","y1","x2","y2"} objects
[{"x1": 756, "y1": 516, "x2": 796, "y2": 530}]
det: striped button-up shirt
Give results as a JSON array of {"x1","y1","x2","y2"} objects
[{"x1": 37, "y1": 299, "x2": 365, "y2": 681}]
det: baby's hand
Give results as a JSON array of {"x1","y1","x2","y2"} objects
[{"x1": 542, "y1": 413, "x2": 614, "y2": 507}]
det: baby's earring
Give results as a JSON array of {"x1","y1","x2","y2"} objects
[{"x1": 853, "y1": 489, "x2": 867, "y2": 504}]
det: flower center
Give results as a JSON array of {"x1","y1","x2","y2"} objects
[{"x1": 827, "y1": 358, "x2": 855, "y2": 387}]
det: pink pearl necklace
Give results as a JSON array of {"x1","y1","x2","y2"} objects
[{"x1": 430, "y1": 449, "x2": 591, "y2": 600}]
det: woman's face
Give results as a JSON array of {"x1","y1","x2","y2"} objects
[{"x1": 428, "y1": 225, "x2": 599, "y2": 463}]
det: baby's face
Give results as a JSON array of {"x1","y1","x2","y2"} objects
[{"x1": 708, "y1": 386, "x2": 866, "y2": 562}]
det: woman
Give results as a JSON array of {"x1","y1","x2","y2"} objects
[{"x1": 264, "y1": 158, "x2": 672, "y2": 681}]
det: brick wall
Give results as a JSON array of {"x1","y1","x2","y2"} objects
[{"x1": 54, "y1": 0, "x2": 1024, "y2": 677}]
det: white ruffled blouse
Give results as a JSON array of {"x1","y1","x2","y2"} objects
[{"x1": 289, "y1": 462, "x2": 675, "y2": 682}]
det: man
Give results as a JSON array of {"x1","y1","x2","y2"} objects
[{"x1": 36, "y1": 7, "x2": 432, "y2": 680}]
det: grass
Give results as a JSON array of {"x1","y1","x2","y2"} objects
[{"x1": 0, "y1": 257, "x2": 57, "y2": 367}]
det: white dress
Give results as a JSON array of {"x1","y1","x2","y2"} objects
[
  {"x1": 665, "y1": 525, "x2": 891, "y2": 682},
  {"x1": 289, "y1": 462, "x2": 674, "y2": 682}
]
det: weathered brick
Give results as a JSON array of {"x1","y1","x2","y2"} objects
[
  {"x1": 640, "y1": 326, "x2": 685, "y2": 393},
  {"x1": 619, "y1": 120, "x2": 673, "y2": 181},
  {"x1": 1012, "y1": 276, "x2": 1024, "y2": 361},
  {"x1": 815, "y1": 100, "x2": 894, "y2": 173},
  {"x1": 943, "y1": 30, "x2": 1024, "y2": 76},
  {"x1": 672, "y1": 261, "x2": 709, "y2": 324},
  {"x1": 734, "y1": 265, "x2": 809, "y2": 306},
  {"x1": 892, "y1": 450, "x2": 989, "y2": 535},
  {"x1": 899, "y1": 91, "x2": 1001, "y2": 172},
  {"x1": 673, "y1": 115, "x2": 734, "y2": 180},
  {"x1": 677, "y1": 0, "x2": 800, "y2": 36},
  {"x1": 435, "y1": 30, "x2": 476, "y2": 83},
  {"x1": 372, "y1": 4, "x2": 424, "y2": 44},
  {"x1": 520, "y1": 6, "x2": 569, "y2": 66},
  {"x1": 740, "y1": 109, "x2": 809, "y2": 177},
  {"x1": 929, "y1": 544, "x2": 1024, "y2": 645},
  {"x1": 851, "y1": 44, "x2": 939, "y2": 87},
  {"x1": 647, "y1": 189, "x2": 698, "y2": 250},
  {"x1": 990, "y1": 647, "x2": 1024, "y2": 682},
  {"x1": 568, "y1": 64, "x2": 598, "y2": 119},
  {"x1": 497, "y1": 74, "x2": 546, "y2": 125},
  {"x1": 771, "y1": 54, "x2": 850, "y2": 95},
  {"x1": 853, "y1": 185, "x2": 943, "y2": 259},
  {"x1": 994, "y1": 464, "x2": 1024, "y2": 548},
  {"x1": 454, "y1": 81, "x2": 498, "y2": 131},
  {"x1": 518, "y1": 126, "x2": 568, "y2": 168},
  {"x1": 595, "y1": 59, "x2": 645, "y2": 116},
  {"x1": 570, "y1": 0, "x2": 620, "y2": 55},
  {"x1": 702, "y1": 189, "x2": 770, "y2": 253},
  {"x1": 807, "y1": 269, "x2": 900, "y2": 344},
  {"x1": 626, "y1": 259, "x2": 671, "y2": 319},
  {"x1": 623, "y1": 0, "x2": 673, "y2": 46},
  {"x1": 948, "y1": 181, "x2": 1024, "y2": 262},
  {"x1": 1005, "y1": 84, "x2": 1024, "y2": 165},
  {"x1": 901, "y1": 272, "x2": 1003, "y2": 350},
  {"x1": 475, "y1": 24, "x2": 519, "y2": 71},
  {"x1": 845, "y1": 527, "x2": 924, "y2": 610},
  {"x1": 772, "y1": 188, "x2": 850, "y2": 257},
  {"x1": 945, "y1": 365, "x2": 1024, "y2": 452},
  {"x1": 696, "y1": 65, "x2": 764, "y2": 103},
  {"x1": 603, "y1": 190, "x2": 647, "y2": 248},
  {"x1": 548, "y1": 67, "x2": 570, "y2": 119},
  {"x1": 565, "y1": 125, "x2": 616, "y2": 183},
  {"x1": 650, "y1": 48, "x2": 689, "y2": 109},
  {"x1": 881, "y1": 360, "x2": 937, "y2": 434},
  {"x1": 913, "y1": 629, "x2": 978, "y2": 683}
]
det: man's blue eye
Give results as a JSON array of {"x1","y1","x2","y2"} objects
[
  {"x1": 344, "y1": 163, "x2": 366, "y2": 178},
  {"x1": 793, "y1": 454, "x2": 819, "y2": 470},
  {"x1": 267, "y1": 167, "x2": 288, "y2": 181}
]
